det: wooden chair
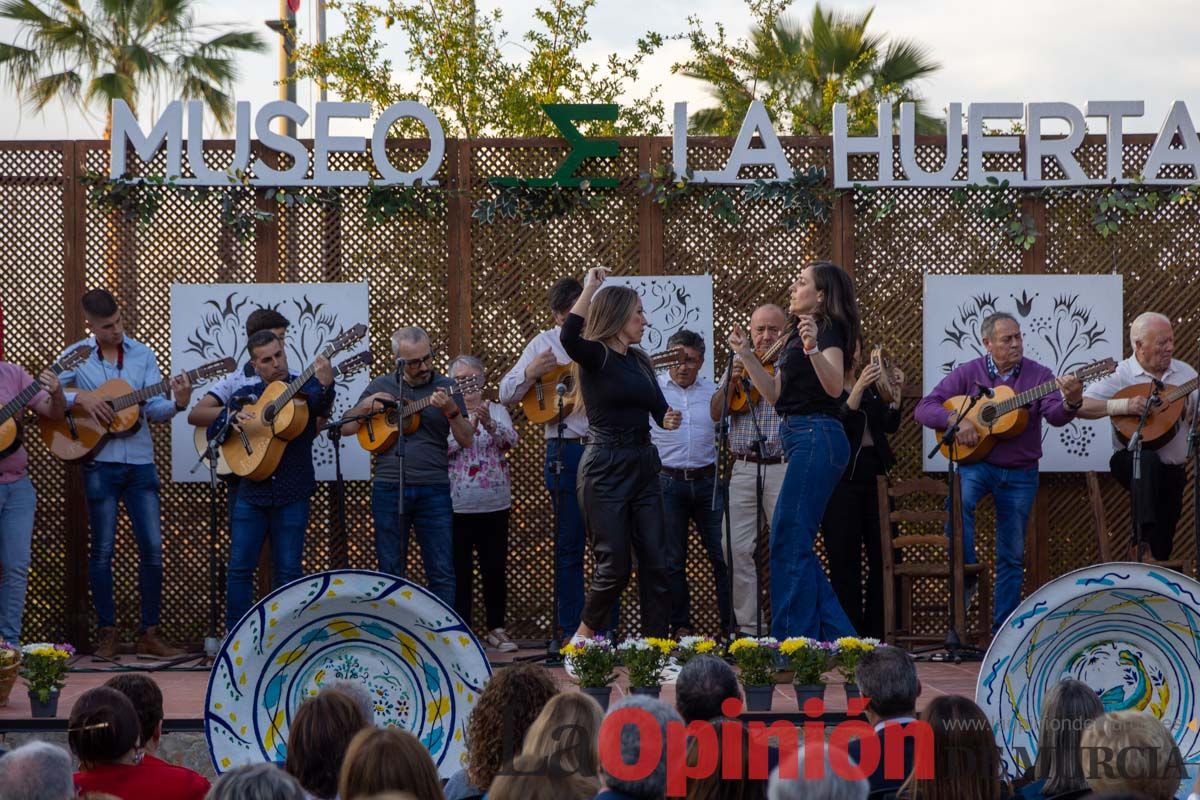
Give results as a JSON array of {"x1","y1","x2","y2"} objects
[
  {"x1": 876, "y1": 474, "x2": 992, "y2": 648},
  {"x1": 1086, "y1": 471, "x2": 1188, "y2": 572}
]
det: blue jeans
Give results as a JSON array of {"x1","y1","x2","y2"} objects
[
  {"x1": 82, "y1": 462, "x2": 164, "y2": 629},
  {"x1": 226, "y1": 496, "x2": 309, "y2": 629},
  {"x1": 371, "y1": 482, "x2": 455, "y2": 608},
  {"x1": 954, "y1": 462, "x2": 1039, "y2": 631},
  {"x1": 662, "y1": 473, "x2": 731, "y2": 632},
  {"x1": 0, "y1": 477, "x2": 36, "y2": 643},
  {"x1": 770, "y1": 415, "x2": 856, "y2": 640}
]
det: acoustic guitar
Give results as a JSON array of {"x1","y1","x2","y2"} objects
[
  {"x1": 936, "y1": 357, "x2": 1117, "y2": 464},
  {"x1": 0, "y1": 345, "x2": 93, "y2": 459},
  {"x1": 728, "y1": 319, "x2": 797, "y2": 413},
  {"x1": 520, "y1": 346, "x2": 685, "y2": 424},
  {"x1": 221, "y1": 324, "x2": 368, "y2": 481},
  {"x1": 41, "y1": 356, "x2": 236, "y2": 462},
  {"x1": 1110, "y1": 376, "x2": 1200, "y2": 450},
  {"x1": 193, "y1": 349, "x2": 375, "y2": 477},
  {"x1": 356, "y1": 373, "x2": 482, "y2": 454}
]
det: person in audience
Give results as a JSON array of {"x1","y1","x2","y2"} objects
[
  {"x1": 675, "y1": 654, "x2": 741, "y2": 724},
  {"x1": 0, "y1": 740, "x2": 74, "y2": 800},
  {"x1": 103, "y1": 673, "x2": 209, "y2": 789},
  {"x1": 338, "y1": 728, "x2": 444, "y2": 800},
  {"x1": 488, "y1": 753, "x2": 592, "y2": 800},
  {"x1": 443, "y1": 662, "x2": 557, "y2": 800},
  {"x1": 1018, "y1": 679, "x2": 1104, "y2": 800},
  {"x1": 285, "y1": 689, "x2": 372, "y2": 800},
  {"x1": 685, "y1": 718, "x2": 768, "y2": 800},
  {"x1": 208, "y1": 763, "x2": 306, "y2": 800},
  {"x1": 768, "y1": 741, "x2": 868, "y2": 800},
  {"x1": 323, "y1": 679, "x2": 376, "y2": 723},
  {"x1": 847, "y1": 646, "x2": 922, "y2": 796},
  {"x1": 898, "y1": 695, "x2": 1008, "y2": 800},
  {"x1": 69, "y1": 686, "x2": 209, "y2": 799},
  {"x1": 597, "y1": 695, "x2": 684, "y2": 800},
  {"x1": 516, "y1": 692, "x2": 604, "y2": 799},
  {"x1": 1080, "y1": 711, "x2": 1183, "y2": 800}
]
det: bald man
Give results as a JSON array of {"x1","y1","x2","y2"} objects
[
  {"x1": 1079, "y1": 312, "x2": 1198, "y2": 561},
  {"x1": 710, "y1": 303, "x2": 789, "y2": 637}
]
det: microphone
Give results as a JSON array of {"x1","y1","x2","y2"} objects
[{"x1": 975, "y1": 382, "x2": 995, "y2": 399}]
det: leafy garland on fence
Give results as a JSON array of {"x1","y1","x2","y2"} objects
[
  {"x1": 637, "y1": 163, "x2": 835, "y2": 230},
  {"x1": 471, "y1": 179, "x2": 609, "y2": 225}
]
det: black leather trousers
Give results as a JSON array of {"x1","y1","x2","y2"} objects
[{"x1": 576, "y1": 428, "x2": 670, "y2": 636}]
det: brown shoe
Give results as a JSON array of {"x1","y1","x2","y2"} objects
[
  {"x1": 95, "y1": 626, "x2": 120, "y2": 659},
  {"x1": 135, "y1": 626, "x2": 185, "y2": 658}
]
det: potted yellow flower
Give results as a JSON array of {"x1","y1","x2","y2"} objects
[
  {"x1": 561, "y1": 636, "x2": 617, "y2": 711},
  {"x1": 833, "y1": 637, "x2": 880, "y2": 702},
  {"x1": 0, "y1": 642, "x2": 19, "y2": 707},
  {"x1": 727, "y1": 636, "x2": 779, "y2": 711},
  {"x1": 674, "y1": 635, "x2": 719, "y2": 667},
  {"x1": 780, "y1": 638, "x2": 835, "y2": 705},
  {"x1": 618, "y1": 637, "x2": 676, "y2": 698},
  {"x1": 20, "y1": 642, "x2": 75, "y2": 717}
]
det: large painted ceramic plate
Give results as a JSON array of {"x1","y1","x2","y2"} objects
[
  {"x1": 205, "y1": 570, "x2": 491, "y2": 777},
  {"x1": 977, "y1": 563, "x2": 1200, "y2": 783}
]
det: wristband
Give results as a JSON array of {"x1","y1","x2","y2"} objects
[
  {"x1": 1106, "y1": 398, "x2": 1131, "y2": 416},
  {"x1": 446, "y1": 408, "x2": 461, "y2": 420},
  {"x1": 174, "y1": 400, "x2": 187, "y2": 412},
  {"x1": 804, "y1": 345, "x2": 820, "y2": 356},
  {"x1": 1065, "y1": 398, "x2": 1082, "y2": 411}
]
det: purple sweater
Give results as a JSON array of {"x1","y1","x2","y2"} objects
[{"x1": 914, "y1": 356, "x2": 1076, "y2": 470}]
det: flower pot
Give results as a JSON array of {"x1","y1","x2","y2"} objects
[
  {"x1": 631, "y1": 686, "x2": 661, "y2": 699},
  {"x1": 744, "y1": 684, "x2": 774, "y2": 712},
  {"x1": 844, "y1": 682, "x2": 861, "y2": 703},
  {"x1": 28, "y1": 688, "x2": 59, "y2": 718},
  {"x1": 581, "y1": 685, "x2": 612, "y2": 712},
  {"x1": 793, "y1": 683, "x2": 826, "y2": 707},
  {"x1": 0, "y1": 661, "x2": 19, "y2": 707}
]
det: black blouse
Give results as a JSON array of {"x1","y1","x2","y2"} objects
[
  {"x1": 775, "y1": 320, "x2": 849, "y2": 417},
  {"x1": 836, "y1": 386, "x2": 902, "y2": 479},
  {"x1": 559, "y1": 312, "x2": 668, "y2": 430}
]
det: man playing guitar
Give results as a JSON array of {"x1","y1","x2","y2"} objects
[
  {"x1": 914, "y1": 311, "x2": 1083, "y2": 632},
  {"x1": 341, "y1": 327, "x2": 472, "y2": 607},
  {"x1": 216, "y1": 330, "x2": 335, "y2": 629},
  {"x1": 57, "y1": 289, "x2": 193, "y2": 658},
  {"x1": 1078, "y1": 312, "x2": 1198, "y2": 561}
]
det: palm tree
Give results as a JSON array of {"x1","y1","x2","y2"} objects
[
  {"x1": 0, "y1": 0, "x2": 266, "y2": 138},
  {"x1": 680, "y1": 3, "x2": 942, "y2": 136}
]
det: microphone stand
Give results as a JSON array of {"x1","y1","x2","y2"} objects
[
  {"x1": 1127, "y1": 379, "x2": 1162, "y2": 564},
  {"x1": 714, "y1": 355, "x2": 736, "y2": 640},
  {"x1": 743, "y1": 381, "x2": 769, "y2": 639},
  {"x1": 1187, "y1": 380, "x2": 1200, "y2": 577},
  {"x1": 320, "y1": 412, "x2": 373, "y2": 569},
  {"x1": 394, "y1": 358, "x2": 409, "y2": 578}
]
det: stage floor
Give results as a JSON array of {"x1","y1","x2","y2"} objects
[{"x1": 0, "y1": 647, "x2": 982, "y2": 728}]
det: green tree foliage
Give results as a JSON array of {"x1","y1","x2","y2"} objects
[
  {"x1": 292, "y1": 0, "x2": 665, "y2": 137},
  {"x1": 674, "y1": 0, "x2": 942, "y2": 135},
  {"x1": 0, "y1": 0, "x2": 266, "y2": 137}
]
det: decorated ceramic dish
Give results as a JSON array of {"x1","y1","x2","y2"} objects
[
  {"x1": 977, "y1": 563, "x2": 1200, "y2": 783},
  {"x1": 205, "y1": 570, "x2": 491, "y2": 777}
]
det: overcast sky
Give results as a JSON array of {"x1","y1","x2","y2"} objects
[{"x1": 1, "y1": 0, "x2": 1197, "y2": 139}]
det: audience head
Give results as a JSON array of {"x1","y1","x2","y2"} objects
[
  {"x1": 465, "y1": 662, "x2": 557, "y2": 791},
  {"x1": 320, "y1": 680, "x2": 376, "y2": 723},
  {"x1": 285, "y1": 688, "x2": 371, "y2": 800},
  {"x1": 768, "y1": 740, "x2": 868, "y2": 800},
  {"x1": 208, "y1": 763, "x2": 306, "y2": 800},
  {"x1": 855, "y1": 646, "x2": 920, "y2": 723},
  {"x1": 517, "y1": 692, "x2": 604, "y2": 797},
  {"x1": 687, "y1": 718, "x2": 769, "y2": 800},
  {"x1": 0, "y1": 741, "x2": 74, "y2": 800},
  {"x1": 601, "y1": 694, "x2": 684, "y2": 800},
  {"x1": 68, "y1": 686, "x2": 141, "y2": 768},
  {"x1": 1081, "y1": 710, "x2": 1184, "y2": 800},
  {"x1": 675, "y1": 655, "x2": 741, "y2": 724},
  {"x1": 103, "y1": 674, "x2": 164, "y2": 754},
  {"x1": 338, "y1": 727, "x2": 444, "y2": 800},
  {"x1": 487, "y1": 752, "x2": 593, "y2": 800},
  {"x1": 1033, "y1": 679, "x2": 1104, "y2": 795},
  {"x1": 899, "y1": 694, "x2": 1003, "y2": 800}
]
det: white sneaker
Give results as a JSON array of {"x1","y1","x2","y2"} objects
[
  {"x1": 563, "y1": 633, "x2": 588, "y2": 679},
  {"x1": 485, "y1": 628, "x2": 518, "y2": 653},
  {"x1": 659, "y1": 657, "x2": 681, "y2": 685}
]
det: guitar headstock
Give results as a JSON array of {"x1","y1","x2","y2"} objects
[
  {"x1": 322, "y1": 324, "x2": 369, "y2": 359},
  {"x1": 333, "y1": 350, "x2": 374, "y2": 378},
  {"x1": 454, "y1": 374, "x2": 483, "y2": 395},
  {"x1": 57, "y1": 345, "x2": 93, "y2": 372},
  {"x1": 194, "y1": 357, "x2": 236, "y2": 382},
  {"x1": 1077, "y1": 358, "x2": 1118, "y2": 383},
  {"x1": 651, "y1": 346, "x2": 685, "y2": 370}
]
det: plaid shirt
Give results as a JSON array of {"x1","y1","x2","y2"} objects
[{"x1": 727, "y1": 397, "x2": 783, "y2": 458}]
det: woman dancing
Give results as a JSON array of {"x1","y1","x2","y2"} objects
[
  {"x1": 729, "y1": 260, "x2": 861, "y2": 639},
  {"x1": 560, "y1": 266, "x2": 681, "y2": 653}
]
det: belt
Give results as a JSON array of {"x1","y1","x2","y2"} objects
[
  {"x1": 661, "y1": 464, "x2": 716, "y2": 481},
  {"x1": 554, "y1": 436, "x2": 588, "y2": 445},
  {"x1": 732, "y1": 453, "x2": 785, "y2": 465},
  {"x1": 585, "y1": 429, "x2": 651, "y2": 447}
]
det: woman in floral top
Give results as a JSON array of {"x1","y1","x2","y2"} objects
[{"x1": 448, "y1": 356, "x2": 519, "y2": 652}]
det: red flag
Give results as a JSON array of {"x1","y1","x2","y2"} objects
[{"x1": 287, "y1": 0, "x2": 300, "y2": 12}]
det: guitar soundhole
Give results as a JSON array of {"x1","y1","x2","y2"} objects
[
  {"x1": 263, "y1": 405, "x2": 277, "y2": 425},
  {"x1": 385, "y1": 410, "x2": 397, "y2": 425},
  {"x1": 979, "y1": 404, "x2": 995, "y2": 426}
]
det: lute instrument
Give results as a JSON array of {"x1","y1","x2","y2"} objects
[
  {"x1": 520, "y1": 346, "x2": 685, "y2": 424},
  {"x1": 0, "y1": 345, "x2": 92, "y2": 458},
  {"x1": 936, "y1": 357, "x2": 1117, "y2": 464},
  {"x1": 41, "y1": 356, "x2": 235, "y2": 462},
  {"x1": 194, "y1": 349, "x2": 375, "y2": 477},
  {"x1": 221, "y1": 324, "x2": 368, "y2": 480},
  {"x1": 356, "y1": 373, "x2": 482, "y2": 453},
  {"x1": 728, "y1": 319, "x2": 797, "y2": 413},
  {"x1": 1110, "y1": 376, "x2": 1200, "y2": 450}
]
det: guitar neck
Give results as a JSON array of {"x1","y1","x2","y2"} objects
[
  {"x1": 993, "y1": 370, "x2": 1083, "y2": 416},
  {"x1": 111, "y1": 365, "x2": 211, "y2": 411},
  {"x1": 1162, "y1": 377, "x2": 1200, "y2": 404},
  {"x1": 0, "y1": 359, "x2": 72, "y2": 424},
  {"x1": 271, "y1": 361, "x2": 322, "y2": 414}
]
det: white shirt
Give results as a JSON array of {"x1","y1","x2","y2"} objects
[
  {"x1": 498, "y1": 326, "x2": 589, "y2": 439},
  {"x1": 651, "y1": 374, "x2": 718, "y2": 469},
  {"x1": 1084, "y1": 355, "x2": 1198, "y2": 465},
  {"x1": 204, "y1": 362, "x2": 260, "y2": 406}
]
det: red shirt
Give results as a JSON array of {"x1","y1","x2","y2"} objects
[{"x1": 74, "y1": 754, "x2": 210, "y2": 800}]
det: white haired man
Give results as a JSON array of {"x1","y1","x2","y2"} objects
[{"x1": 1078, "y1": 311, "x2": 1198, "y2": 561}]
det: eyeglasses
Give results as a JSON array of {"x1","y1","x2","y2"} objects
[{"x1": 403, "y1": 352, "x2": 435, "y2": 368}]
